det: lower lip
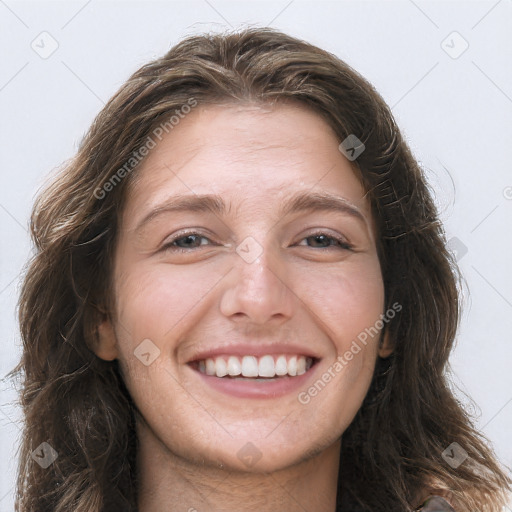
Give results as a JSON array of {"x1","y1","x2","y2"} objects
[{"x1": 189, "y1": 364, "x2": 319, "y2": 399}]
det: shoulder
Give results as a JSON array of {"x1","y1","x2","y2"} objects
[{"x1": 415, "y1": 496, "x2": 456, "y2": 511}]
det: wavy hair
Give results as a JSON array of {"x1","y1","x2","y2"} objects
[{"x1": 9, "y1": 27, "x2": 511, "y2": 511}]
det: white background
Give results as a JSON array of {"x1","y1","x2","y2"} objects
[{"x1": 1, "y1": 1, "x2": 511, "y2": 509}]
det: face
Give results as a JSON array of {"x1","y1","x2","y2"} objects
[{"x1": 97, "y1": 102, "x2": 388, "y2": 473}]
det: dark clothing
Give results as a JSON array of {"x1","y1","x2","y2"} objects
[{"x1": 338, "y1": 493, "x2": 455, "y2": 511}]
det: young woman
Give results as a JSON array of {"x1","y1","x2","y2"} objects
[{"x1": 10, "y1": 28, "x2": 511, "y2": 511}]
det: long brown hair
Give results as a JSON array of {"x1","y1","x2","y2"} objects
[{"x1": 9, "y1": 27, "x2": 511, "y2": 511}]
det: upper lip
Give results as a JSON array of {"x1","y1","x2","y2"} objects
[{"x1": 186, "y1": 343, "x2": 321, "y2": 363}]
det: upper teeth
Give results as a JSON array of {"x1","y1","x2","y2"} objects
[{"x1": 197, "y1": 355, "x2": 312, "y2": 378}]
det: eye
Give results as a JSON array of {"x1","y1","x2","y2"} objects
[
  {"x1": 297, "y1": 232, "x2": 353, "y2": 251},
  {"x1": 160, "y1": 231, "x2": 214, "y2": 252},
  {"x1": 160, "y1": 230, "x2": 353, "y2": 253}
]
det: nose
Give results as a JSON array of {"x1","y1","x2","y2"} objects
[{"x1": 219, "y1": 242, "x2": 295, "y2": 325}]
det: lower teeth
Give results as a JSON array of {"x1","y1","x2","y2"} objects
[
  {"x1": 227, "y1": 376, "x2": 285, "y2": 380},
  {"x1": 232, "y1": 377, "x2": 278, "y2": 382}
]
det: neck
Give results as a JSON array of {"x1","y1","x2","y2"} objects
[{"x1": 136, "y1": 421, "x2": 341, "y2": 512}]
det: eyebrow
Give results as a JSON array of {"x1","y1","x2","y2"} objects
[{"x1": 134, "y1": 191, "x2": 367, "y2": 233}]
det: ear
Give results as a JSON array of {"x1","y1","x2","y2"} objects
[
  {"x1": 94, "y1": 315, "x2": 119, "y2": 361},
  {"x1": 378, "y1": 329, "x2": 394, "y2": 359}
]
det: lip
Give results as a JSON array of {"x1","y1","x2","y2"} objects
[
  {"x1": 185, "y1": 343, "x2": 321, "y2": 364},
  {"x1": 186, "y1": 356, "x2": 321, "y2": 400}
]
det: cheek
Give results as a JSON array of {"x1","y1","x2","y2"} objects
[
  {"x1": 111, "y1": 263, "x2": 220, "y2": 410},
  {"x1": 113, "y1": 263, "x2": 222, "y2": 346},
  {"x1": 297, "y1": 259, "x2": 384, "y2": 398},
  {"x1": 111, "y1": 263, "x2": 226, "y2": 414},
  {"x1": 301, "y1": 258, "x2": 385, "y2": 347}
]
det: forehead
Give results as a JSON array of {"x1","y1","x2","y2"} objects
[{"x1": 122, "y1": 102, "x2": 371, "y2": 226}]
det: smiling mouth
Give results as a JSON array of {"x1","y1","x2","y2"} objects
[{"x1": 189, "y1": 354, "x2": 318, "y2": 380}]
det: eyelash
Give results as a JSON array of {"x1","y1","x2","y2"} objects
[{"x1": 160, "y1": 231, "x2": 353, "y2": 253}]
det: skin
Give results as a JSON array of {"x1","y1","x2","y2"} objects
[{"x1": 95, "y1": 102, "x2": 392, "y2": 512}]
